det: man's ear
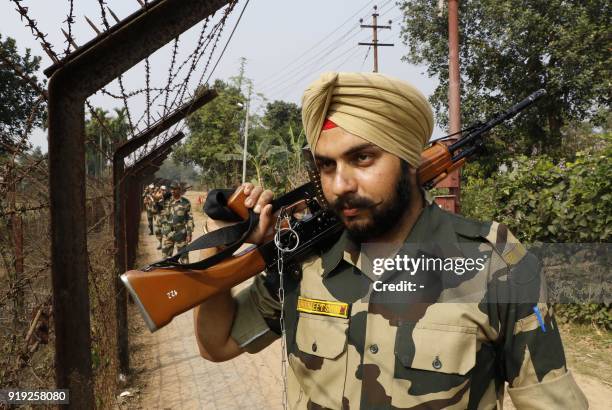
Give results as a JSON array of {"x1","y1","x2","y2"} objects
[
  {"x1": 408, "y1": 166, "x2": 425, "y2": 207},
  {"x1": 409, "y1": 165, "x2": 420, "y2": 186}
]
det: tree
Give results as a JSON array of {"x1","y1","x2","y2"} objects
[
  {"x1": 0, "y1": 35, "x2": 46, "y2": 152},
  {"x1": 84, "y1": 108, "x2": 129, "y2": 176},
  {"x1": 262, "y1": 100, "x2": 303, "y2": 144},
  {"x1": 399, "y1": 0, "x2": 610, "y2": 172},
  {"x1": 173, "y1": 79, "x2": 247, "y2": 186}
]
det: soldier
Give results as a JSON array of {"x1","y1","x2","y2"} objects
[
  {"x1": 153, "y1": 185, "x2": 168, "y2": 250},
  {"x1": 143, "y1": 183, "x2": 156, "y2": 235},
  {"x1": 194, "y1": 73, "x2": 587, "y2": 409},
  {"x1": 160, "y1": 180, "x2": 194, "y2": 263}
]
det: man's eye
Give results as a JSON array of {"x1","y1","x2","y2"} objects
[
  {"x1": 356, "y1": 153, "x2": 373, "y2": 162},
  {"x1": 317, "y1": 160, "x2": 335, "y2": 170}
]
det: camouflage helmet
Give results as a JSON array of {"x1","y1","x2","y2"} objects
[{"x1": 170, "y1": 180, "x2": 181, "y2": 189}]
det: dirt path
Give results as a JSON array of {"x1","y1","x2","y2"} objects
[{"x1": 123, "y1": 191, "x2": 611, "y2": 409}]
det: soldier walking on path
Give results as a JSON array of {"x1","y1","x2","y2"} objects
[
  {"x1": 154, "y1": 185, "x2": 168, "y2": 250},
  {"x1": 143, "y1": 184, "x2": 157, "y2": 235},
  {"x1": 161, "y1": 180, "x2": 194, "y2": 263}
]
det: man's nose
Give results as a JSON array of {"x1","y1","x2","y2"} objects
[{"x1": 331, "y1": 165, "x2": 357, "y2": 197}]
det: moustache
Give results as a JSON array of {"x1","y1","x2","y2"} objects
[{"x1": 331, "y1": 194, "x2": 376, "y2": 213}]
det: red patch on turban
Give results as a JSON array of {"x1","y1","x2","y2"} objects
[{"x1": 321, "y1": 119, "x2": 338, "y2": 130}]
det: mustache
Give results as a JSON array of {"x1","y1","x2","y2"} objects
[{"x1": 331, "y1": 194, "x2": 377, "y2": 212}]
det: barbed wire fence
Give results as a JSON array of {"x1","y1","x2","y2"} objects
[{"x1": 0, "y1": 0, "x2": 240, "y2": 406}]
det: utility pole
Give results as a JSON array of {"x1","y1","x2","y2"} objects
[
  {"x1": 241, "y1": 84, "x2": 252, "y2": 184},
  {"x1": 358, "y1": 5, "x2": 393, "y2": 73},
  {"x1": 434, "y1": 0, "x2": 462, "y2": 213}
]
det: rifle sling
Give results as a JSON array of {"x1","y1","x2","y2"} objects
[{"x1": 145, "y1": 183, "x2": 315, "y2": 270}]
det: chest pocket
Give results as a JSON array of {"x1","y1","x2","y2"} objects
[
  {"x1": 391, "y1": 322, "x2": 477, "y2": 408},
  {"x1": 290, "y1": 313, "x2": 349, "y2": 409},
  {"x1": 295, "y1": 313, "x2": 348, "y2": 359}
]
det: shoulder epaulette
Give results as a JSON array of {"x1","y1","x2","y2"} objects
[
  {"x1": 483, "y1": 221, "x2": 527, "y2": 267},
  {"x1": 442, "y1": 209, "x2": 527, "y2": 267}
]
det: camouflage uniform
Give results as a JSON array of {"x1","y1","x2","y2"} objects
[
  {"x1": 160, "y1": 195, "x2": 194, "y2": 263},
  {"x1": 229, "y1": 198, "x2": 587, "y2": 409},
  {"x1": 154, "y1": 189, "x2": 166, "y2": 249},
  {"x1": 143, "y1": 188, "x2": 157, "y2": 235}
]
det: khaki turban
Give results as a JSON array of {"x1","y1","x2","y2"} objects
[{"x1": 301, "y1": 72, "x2": 434, "y2": 167}]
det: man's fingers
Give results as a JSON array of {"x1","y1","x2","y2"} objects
[
  {"x1": 254, "y1": 190, "x2": 274, "y2": 213},
  {"x1": 245, "y1": 186, "x2": 263, "y2": 207},
  {"x1": 242, "y1": 182, "x2": 254, "y2": 195}
]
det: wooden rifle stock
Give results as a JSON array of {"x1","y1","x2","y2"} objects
[
  {"x1": 122, "y1": 185, "x2": 268, "y2": 332},
  {"x1": 122, "y1": 248, "x2": 265, "y2": 332}
]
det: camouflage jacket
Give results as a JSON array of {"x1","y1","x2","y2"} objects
[
  {"x1": 143, "y1": 192, "x2": 157, "y2": 213},
  {"x1": 229, "y1": 202, "x2": 587, "y2": 409},
  {"x1": 159, "y1": 196, "x2": 194, "y2": 238}
]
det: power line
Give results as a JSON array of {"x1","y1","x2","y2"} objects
[
  {"x1": 256, "y1": 0, "x2": 378, "y2": 89},
  {"x1": 261, "y1": 1, "x2": 397, "y2": 99}
]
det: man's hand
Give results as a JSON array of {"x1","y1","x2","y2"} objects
[{"x1": 241, "y1": 183, "x2": 275, "y2": 245}]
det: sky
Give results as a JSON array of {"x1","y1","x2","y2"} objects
[{"x1": 1, "y1": 0, "x2": 442, "y2": 153}]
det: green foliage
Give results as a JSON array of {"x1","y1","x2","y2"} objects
[
  {"x1": 263, "y1": 100, "x2": 303, "y2": 143},
  {"x1": 461, "y1": 134, "x2": 611, "y2": 327},
  {"x1": 173, "y1": 79, "x2": 246, "y2": 187},
  {"x1": 463, "y1": 134, "x2": 611, "y2": 243},
  {"x1": 157, "y1": 158, "x2": 202, "y2": 189},
  {"x1": 174, "y1": 75, "x2": 307, "y2": 190},
  {"x1": 84, "y1": 108, "x2": 130, "y2": 177},
  {"x1": 0, "y1": 34, "x2": 46, "y2": 151},
  {"x1": 554, "y1": 303, "x2": 611, "y2": 330},
  {"x1": 399, "y1": 0, "x2": 611, "y2": 174}
]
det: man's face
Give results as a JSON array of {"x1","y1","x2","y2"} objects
[
  {"x1": 171, "y1": 187, "x2": 181, "y2": 197},
  {"x1": 314, "y1": 128, "x2": 411, "y2": 242}
]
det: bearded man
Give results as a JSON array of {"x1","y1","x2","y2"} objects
[{"x1": 193, "y1": 72, "x2": 586, "y2": 409}]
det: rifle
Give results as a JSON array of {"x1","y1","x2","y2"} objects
[{"x1": 122, "y1": 89, "x2": 546, "y2": 332}]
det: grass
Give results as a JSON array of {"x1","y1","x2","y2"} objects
[{"x1": 560, "y1": 322, "x2": 612, "y2": 384}]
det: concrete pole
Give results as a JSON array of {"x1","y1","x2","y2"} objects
[{"x1": 242, "y1": 85, "x2": 252, "y2": 184}]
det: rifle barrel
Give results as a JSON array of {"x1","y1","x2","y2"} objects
[{"x1": 449, "y1": 89, "x2": 546, "y2": 154}]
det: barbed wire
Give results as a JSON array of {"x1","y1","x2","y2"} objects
[
  {"x1": 145, "y1": 58, "x2": 151, "y2": 127},
  {"x1": 9, "y1": 0, "x2": 59, "y2": 63},
  {"x1": 8, "y1": 0, "x2": 242, "y2": 168},
  {"x1": 100, "y1": 86, "x2": 181, "y2": 100},
  {"x1": 169, "y1": 0, "x2": 244, "y2": 148},
  {"x1": 162, "y1": 37, "x2": 181, "y2": 116},
  {"x1": 63, "y1": 0, "x2": 75, "y2": 57}
]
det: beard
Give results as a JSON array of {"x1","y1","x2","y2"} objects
[{"x1": 330, "y1": 162, "x2": 412, "y2": 243}]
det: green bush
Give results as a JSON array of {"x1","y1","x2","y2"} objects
[{"x1": 461, "y1": 134, "x2": 611, "y2": 328}]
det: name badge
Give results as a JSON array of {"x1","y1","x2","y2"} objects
[{"x1": 297, "y1": 296, "x2": 349, "y2": 319}]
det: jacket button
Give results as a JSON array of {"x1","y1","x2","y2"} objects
[
  {"x1": 312, "y1": 342, "x2": 317, "y2": 352},
  {"x1": 432, "y1": 356, "x2": 442, "y2": 369},
  {"x1": 369, "y1": 344, "x2": 379, "y2": 354}
]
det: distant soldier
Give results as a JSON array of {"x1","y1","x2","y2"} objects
[
  {"x1": 154, "y1": 185, "x2": 168, "y2": 250},
  {"x1": 161, "y1": 180, "x2": 194, "y2": 263},
  {"x1": 143, "y1": 184, "x2": 156, "y2": 235}
]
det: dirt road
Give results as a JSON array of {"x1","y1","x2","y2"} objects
[{"x1": 124, "y1": 191, "x2": 610, "y2": 409}]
